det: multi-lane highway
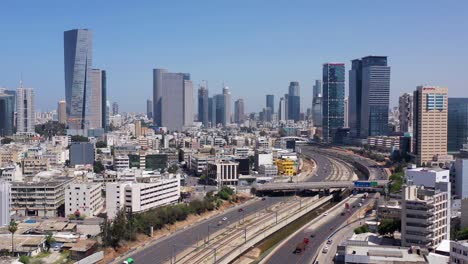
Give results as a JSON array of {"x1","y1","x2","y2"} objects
[{"x1": 302, "y1": 150, "x2": 355, "y2": 182}]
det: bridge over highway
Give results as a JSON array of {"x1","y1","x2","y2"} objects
[{"x1": 253, "y1": 180, "x2": 389, "y2": 192}]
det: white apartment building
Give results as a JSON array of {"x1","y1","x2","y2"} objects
[
  {"x1": 0, "y1": 181, "x2": 11, "y2": 226},
  {"x1": 233, "y1": 147, "x2": 249, "y2": 157},
  {"x1": 207, "y1": 160, "x2": 239, "y2": 186},
  {"x1": 454, "y1": 159, "x2": 468, "y2": 199},
  {"x1": 106, "y1": 175, "x2": 180, "y2": 219},
  {"x1": 450, "y1": 240, "x2": 468, "y2": 264},
  {"x1": 255, "y1": 152, "x2": 273, "y2": 170},
  {"x1": 401, "y1": 185, "x2": 450, "y2": 249},
  {"x1": 0, "y1": 164, "x2": 22, "y2": 182},
  {"x1": 114, "y1": 156, "x2": 130, "y2": 171},
  {"x1": 406, "y1": 167, "x2": 450, "y2": 190},
  {"x1": 65, "y1": 182, "x2": 104, "y2": 217},
  {"x1": 258, "y1": 164, "x2": 278, "y2": 177},
  {"x1": 256, "y1": 137, "x2": 270, "y2": 149},
  {"x1": 189, "y1": 154, "x2": 215, "y2": 176}
]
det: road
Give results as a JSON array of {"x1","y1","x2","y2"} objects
[
  {"x1": 116, "y1": 196, "x2": 288, "y2": 264},
  {"x1": 262, "y1": 196, "x2": 364, "y2": 264},
  {"x1": 301, "y1": 150, "x2": 355, "y2": 182}
]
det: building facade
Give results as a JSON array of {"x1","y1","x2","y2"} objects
[
  {"x1": 234, "y1": 98, "x2": 245, "y2": 124},
  {"x1": 312, "y1": 80, "x2": 323, "y2": 127},
  {"x1": 0, "y1": 181, "x2": 10, "y2": 226},
  {"x1": 0, "y1": 92, "x2": 15, "y2": 136},
  {"x1": 288, "y1": 82, "x2": 300, "y2": 121},
  {"x1": 198, "y1": 84, "x2": 209, "y2": 126},
  {"x1": 65, "y1": 182, "x2": 103, "y2": 217},
  {"x1": 454, "y1": 159, "x2": 468, "y2": 199},
  {"x1": 266, "y1": 94, "x2": 275, "y2": 114},
  {"x1": 399, "y1": 93, "x2": 413, "y2": 133},
  {"x1": 146, "y1": 99, "x2": 153, "y2": 120},
  {"x1": 448, "y1": 98, "x2": 468, "y2": 153},
  {"x1": 207, "y1": 160, "x2": 239, "y2": 186},
  {"x1": 69, "y1": 142, "x2": 95, "y2": 166},
  {"x1": 413, "y1": 86, "x2": 448, "y2": 166},
  {"x1": 64, "y1": 29, "x2": 93, "y2": 130},
  {"x1": 153, "y1": 69, "x2": 193, "y2": 130},
  {"x1": 89, "y1": 69, "x2": 106, "y2": 129},
  {"x1": 16, "y1": 86, "x2": 35, "y2": 134},
  {"x1": 57, "y1": 100, "x2": 67, "y2": 125},
  {"x1": 323, "y1": 63, "x2": 345, "y2": 143}
]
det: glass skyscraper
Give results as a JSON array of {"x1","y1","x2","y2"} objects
[
  {"x1": 266, "y1": 94, "x2": 275, "y2": 114},
  {"x1": 198, "y1": 84, "x2": 209, "y2": 126},
  {"x1": 64, "y1": 29, "x2": 93, "y2": 130},
  {"x1": 349, "y1": 56, "x2": 390, "y2": 138},
  {"x1": 322, "y1": 63, "x2": 345, "y2": 143},
  {"x1": 448, "y1": 98, "x2": 468, "y2": 153},
  {"x1": 288, "y1": 82, "x2": 300, "y2": 121},
  {"x1": 0, "y1": 92, "x2": 15, "y2": 136}
]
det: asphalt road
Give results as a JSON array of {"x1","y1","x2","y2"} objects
[
  {"x1": 122, "y1": 196, "x2": 288, "y2": 264},
  {"x1": 301, "y1": 151, "x2": 333, "y2": 182},
  {"x1": 264, "y1": 197, "x2": 363, "y2": 264}
]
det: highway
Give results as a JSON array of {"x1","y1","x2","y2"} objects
[
  {"x1": 302, "y1": 150, "x2": 355, "y2": 182},
  {"x1": 115, "y1": 196, "x2": 289, "y2": 264},
  {"x1": 263, "y1": 194, "x2": 372, "y2": 264}
]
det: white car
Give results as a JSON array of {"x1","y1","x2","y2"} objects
[
  {"x1": 323, "y1": 213, "x2": 328, "y2": 216},
  {"x1": 322, "y1": 246, "x2": 329, "y2": 253},
  {"x1": 222, "y1": 217, "x2": 228, "y2": 221}
]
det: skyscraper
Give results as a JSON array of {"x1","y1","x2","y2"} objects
[
  {"x1": 16, "y1": 85, "x2": 35, "y2": 134},
  {"x1": 448, "y1": 98, "x2": 468, "y2": 153},
  {"x1": 344, "y1": 96, "x2": 349, "y2": 128},
  {"x1": 323, "y1": 63, "x2": 345, "y2": 143},
  {"x1": 413, "y1": 86, "x2": 448, "y2": 166},
  {"x1": 234, "y1": 98, "x2": 245, "y2": 124},
  {"x1": 89, "y1": 69, "x2": 106, "y2": 129},
  {"x1": 64, "y1": 29, "x2": 93, "y2": 130},
  {"x1": 223, "y1": 86, "x2": 232, "y2": 125},
  {"x1": 153, "y1": 68, "x2": 193, "y2": 131},
  {"x1": 288, "y1": 82, "x2": 300, "y2": 121},
  {"x1": 266, "y1": 95, "x2": 275, "y2": 114},
  {"x1": 112, "y1": 102, "x2": 119, "y2": 115},
  {"x1": 147, "y1": 99, "x2": 153, "y2": 119},
  {"x1": 312, "y1": 80, "x2": 323, "y2": 127},
  {"x1": 212, "y1": 94, "x2": 225, "y2": 126},
  {"x1": 399, "y1": 93, "x2": 413, "y2": 133},
  {"x1": 0, "y1": 92, "x2": 15, "y2": 136},
  {"x1": 349, "y1": 56, "x2": 390, "y2": 138},
  {"x1": 278, "y1": 97, "x2": 286, "y2": 122},
  {"x1": 57, "y1": 100, "x2": 67, "y2": 125},
  {"x1": 198, "y1": 83, "x2": 209, "y2": 126}
]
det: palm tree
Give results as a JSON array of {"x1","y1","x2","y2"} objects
[{"x1": 8, "y1": 220, "x2": 18, "y2": 256}]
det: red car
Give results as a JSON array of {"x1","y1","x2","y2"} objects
[{"x1": 303, "y1": 238, "x2": 310, "y2": 244}]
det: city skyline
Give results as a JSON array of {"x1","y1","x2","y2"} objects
[{"x1": 0, "y1": 1, "x2": 467, "y2": 113}]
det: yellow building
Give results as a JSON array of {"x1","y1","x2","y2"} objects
[{"x1": 276, "y1": 158, "x2": 296, "y2": 176}]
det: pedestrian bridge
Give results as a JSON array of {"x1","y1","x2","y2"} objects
[{"x1": 253, "y1": 180, "x2": 389, "y2": 192}]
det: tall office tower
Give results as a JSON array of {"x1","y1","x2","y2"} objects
[
  {"x1": 106, "y1": 101, "x2": 110, "y2": 127},
  {"x1": 89, "y1": 69, "x2": 106, "y2": 129},
  {"x1": 198, "y1": 83, "x2": 209, "y2": 126},
  {"x1": 101, "y1": 71, "x2": 107, "y2": 130},
  {"x1": 322, "y1": 63, "x2": 345, "y2": 143},
  {"x1": 64, "y1": 29, "x2": 93, "y2": 130},
  {"x1": 0, "y1": 181, "x2": 10, "y2": 226},
  {"x1": 288, "y1": 82, "x2": 300, "y2": 121},
  {"x1": 284, "y1": 94, "x2": 289, "y2": 120},
  {"x1": 0, "y1": 89, "x2": 16, "y2": 114},
  {"x1": 16, "y1": 85, "x2": 35, "y2": 134},
  {"x1": 212, "y1": 94, "x2": 225, "y2": 126},
  {"x1": 413, "y1": 86, "x2": 448, "y2": 166},
  {"x1": 223, "y1": 86, "x2": 232, "y2": 125},
  {"x1": 208, "y1": 97, "x2": 214, "y2": 126},
  {"x1": 146, "y1": 99, "x2": 153, "y2": 119},
  {"x1": 399, "y1": 93, "x2": 413, "y2": 133},
  {"x1": 266, "y1": 95, "x2": 275, "y2": 114},
  {"x1": 153, "y1": 68, "x2": 193, "y2": 131},
  {"x1": 234, "y1": 98, "x2": 245, "y2": 124},
  {"x1": 278, "y1": 97, "x2": 286, "y2": 122},
  {"x1": 448, "y1": 98, "x2": 468, "y2": 153},
  {"x1": 349, "y1": 56, "x2": 390, "y2": 138},
  {"x1": 344, "y1": 96, "x2": 349, "y2": 128},
  {"x1": 0, "y1": 92, "x2": 15, "y2": 136},
  {"x1": 312, "y1": 80, "x2": 323, "y2": 127},
  {"x1": 112, "y1": 102, "x2": 119, "y2": 115},
  {"x1": 57, "y1": 100, "x2": 67, "y2": 124}
]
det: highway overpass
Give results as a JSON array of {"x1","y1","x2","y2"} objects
[{"x1": 253, "y1": 180, "x2": 389, "y2": 192}]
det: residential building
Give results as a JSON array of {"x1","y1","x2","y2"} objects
[
  {"x1": 146, "y1": 99, "x2": 153, "y2": 119},
  {"x1": 207, "y1": 160, "x2": 239, "y2": 186},
  {"x1": 114, "y1": 156, "x2": 130, "y2": 171},
  {"x1": 276, "y1": 158, "x2": 296, "y2": 176},
  {"x1": 288, "y1": 82, "x2": 300, "y2": 121},
  {"x1": 255, "y1": 152, "x2": 273, "y2": 170},
  {"x1": 198, "y1": 84, "x2": 209, "y2": 126},
  {"x1": 448, "y1": 98, "x2": 468, "y2": 153},
  {"x1": 189, "y1": 154, "x2": 215, "y2": 176},
  {"x1": 454, "y1": 159, "x2": 468, "y2": 199},
  {"x1": 450, "y1": 240, "x2": 468, "y2": 264},
  {"x1": 223, "y1": 86, "x2": 232, "y2": 125},
  {"x1": 11, "y1": 178, "x2": 72, "y2": 217},
  {"x1": 21, "y1": 156, "x2": 49, "y2": 177},
  {"x1": 234, "y1": 98, "x2": 245, "y2": 124},
  {"x1": 0, "y1": 92, "x2": 15, "y2": 136},
  {"x1": 278, "y1": 97, "x2": 286, "y2": 122},
  {"x1": 153, "y1": 68, "x2": 193, "y2": 130},
  {"x1": 323, "y1": 63, "x2": 345, "y2": 143},
  {"x1": 69, "y1": 142, "x2": 95, "y2": 166},
  {"x1": 64, "y1": 29, "x2": 93, "y2": 130},
  {"x1": 16, "y1": 85, "x2": 35, "y2": 134},
  {"x1": 312, "y1": 80, "x2": 323, "y2": 127},
  {"x1": 258, "y1": 164, "x2": 278, "y2": 177},
  {"x1": 367, "y1": 136, "x2": 400, "y2": 150},
  {"x1": 57, "y1": 100, "x2": 67, "y2": 125},
  {"x1": 134, "y1": 120, "x2": 142, "y2": 137},
  {"x1": 349, "y1": 56, "x2": 390, "y2": 138},
  {"x1": 106, "y1": 176, "x2": 180, "y2": 219},
  {"x1": 413, "y1": 86, "x2": 448, "y2": 166},
  {"x1": 89, "y1": 69, "x2": 106, "y2": 129},
  {"x1": 399, "y1": 93, "x2": 413, "y2": 133},
  {"x1": 0, "y1": 181, "x2": 10, "y2": 226},
  {"x1": 65, "y1": 182, "x2": 103, "y2": 217}
]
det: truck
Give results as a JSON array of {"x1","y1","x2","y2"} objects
[
  {"x1": 123, "y1": 258, "x2": 134, "y2": 264},
  {"x1": 293, "y1": 242, "x2": 307, "y2": 254}
]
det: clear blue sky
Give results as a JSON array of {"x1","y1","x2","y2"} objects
[{"x1": 0, "y1": 1, "x2": 467, "y2": 113}]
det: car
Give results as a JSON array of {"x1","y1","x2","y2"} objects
[
  {"x1": 222, "y1": 217, "x2": 228, "y2": 221},
  {"x1": 340, "y1": 212, "x2": 345, "y2": 216},
  {"x1": 310, "y1": 234, "x2": 315, "y2": 238},
  {"x1": 358, "y1": 203, "x2": 362, "y2": 207},
  {"x1": 323, "y1": 213, "x2": 328, "y2": 216},
  {"x1": 327, "y1": 239, "x2": 332, "y2": 245},
  {"x1": 322, "y1": 246, "x2": 329, "y2": 253},
  {"x1": 217, "y1": 221, "x2": 223, "y2": 226},
  {"x1": 261, "y1": 197, "x2": 266, "y2": 201},
  {"x1": 238, "y1": 208, "x2": 244, "y2": 212}
]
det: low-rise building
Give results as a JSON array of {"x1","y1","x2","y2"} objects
[
  {"x1": 65, "y1": 182, "x2": 103, "y2": 217},
  {"x1": 21, "y1": 156, "x2": 49, "y2": 177},
  {"x1": 258, "y1": 164, "x2": 278, "y2": 177},
  {"x1": 377, "y1": 200, "x2": 401, "y2": 221},
  {"x1": 276, "y1": 158, "x2": 296, "y2": 176},
  {"x1": 189, "y1": 154, "x2": 215, "y2": 176},
  {"x1": 106, "y1": 175, "x2": 180, "y2": 219},
  {"x1": 207, "y1": 160, "x2": 239, "y2": 186},
  {"x1": 114, "y1": 156, "x2": 129, "y2": 171},
  {"x1": 450, "y1": 240, "x2": 468, "y2": 264},
  {"x1": 69, "y1": 142, "x2": 95, "y2": 166}
]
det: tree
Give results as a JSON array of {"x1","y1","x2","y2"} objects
[
  {"x1": 9, "y1": 220, "x2": 18, "y2": 256},
  {"x1": 96, "y1": 141, "x2": 107, "y2": 148},
  {"x1": 378, "y1": 219, "x2": 401, "y2": 236},
  {"x1": 34, "y1": 121, "x2": 66, "y2": 139},
  {"x1": 167, "y1": 164, "x2": 178, "y2": 174},
  {"x1": 44, "y1": 232, "x2": 55, "y2": 252},
  {"x1": 71, "y1": 135, "x2": 89, "y2": 142},
  {"x1": 1, "y1": 138, "x2": 14, "y2": 144},
  {"x1": 93, "y1": 161, "x2": 105, "y2": 173}
]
